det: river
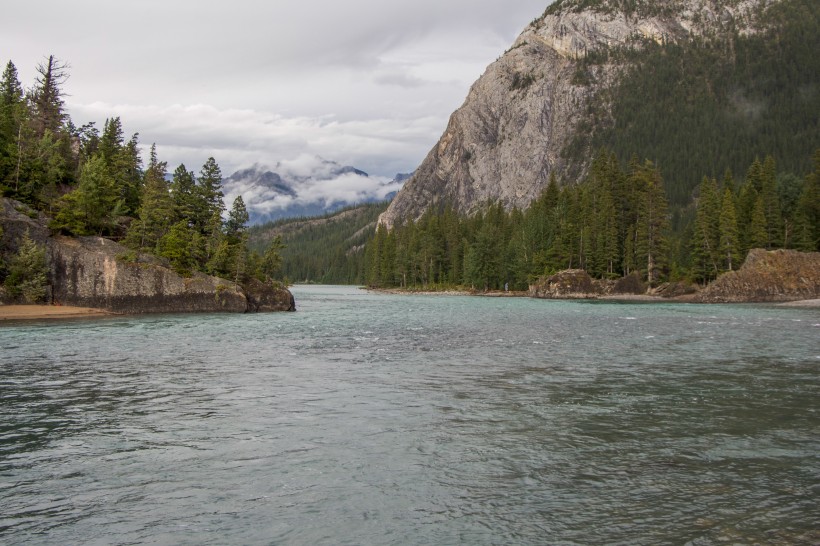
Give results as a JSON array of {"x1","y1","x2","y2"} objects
[{"x1": 1, "y1": 285, "x2": 818, "y2": 545}]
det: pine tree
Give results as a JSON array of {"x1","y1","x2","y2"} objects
[
  {"x1": 759, "y1": 155, "x2": 782, "y2": 247},
  {"x1": 690, "y1": 176, "x2": 721, "y2": 282},
  {"x1": 98, "y1": 117, "x2": 124, "y2": 164},
  {"x1": 718, "y1": 188, "x2": 741, "y2": 271},
  {"x1": 157, "y1": 220, "x2": 197, "y2": 275},
  {"x1": 52, "y1": 155, "x2": 122, "y2": 235},
  {"x1": 366, "y1": 224, "x2": 386, "y2": 286},
  {"x1": 633, "y1": 160, "x2": 669, "y2": 286},
  {"x1": 721, "y1": 168, "x2": 735, "y2": 196},
  {"x1": 0, "y1": 61, "x2": 25, "y2": 190},
  {"x1": 792, "y1": 150, "x2": 820, "y2": 251},
  {"x1": 595, "y1": 185, "x2": 619, "y2": 277},
  {"x1": 226, "y1": 195, "x2": 249, "y2": 241},
  {"x1": 465, "y1": 218, "x2": 501, "y2": 291},
  {"x1": 748, "y1": 195, "x2": 769, "y2": 249},
  {"x1": 170, "y1": 164, "x2": 198, "y2": 223},
  {"x1": 29, "y1": 55, "x2": 68, "y2": 138},
  {"x1": 126, "y1": 144, "x2": 173, "y2": 250},
  {"x1": 98, "y1": 118, "x2": 142, "y2": 215},
  {"x1": 736, "y1": 182, "x2": 759, "y2": 253},
  {"x1": 745, "y1": 157, "x2": 764, "y2": 192},
  {"x1": 4, "y1": 230, "x2": 48, "y2": 303},
  {"x1": 225, "y1": 196, "x2": 250, "y2": 285},
  {"x1": 260, "y1": 236, "x2": 285, "y2": 281},
  {"x1": 197, "y1": 157, "x2": 225, "y2": 229}
]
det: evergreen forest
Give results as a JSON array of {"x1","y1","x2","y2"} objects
[
  {"x1": 364, "y1": 151, "x2": 819, "y2": 291},
  {"x1": 0, "y1": 56, "x2": 283, "y2": 291},
  {"x1": 565, "y1": 0, "x2": 819, "y2": 205},
  {"x1": 248, "y1": 202, "x2": 387, "y2": 285}
]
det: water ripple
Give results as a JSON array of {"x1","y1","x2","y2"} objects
[{"x1": 1, "y1": 286, "x2": 818, "y2": 545}]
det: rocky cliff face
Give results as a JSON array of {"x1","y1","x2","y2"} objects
[
  {"x1": 1, "y1": 198, "x2": 295, "y2": 313},
  {"x1": 379, "y1": 0, "x2": 768, "y2": 228},
  {"x1": 49, "y1": 236, "x2": 253, "y2": 313}
]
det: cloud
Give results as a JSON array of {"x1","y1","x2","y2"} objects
[
  {"x1": 220, "y1": 156, "x2": 404, "y2": 222},
  {"x1": 3, "y1": 0, "x2": 547, "y2": 178},
  {"x1": 68, "y1": 100, "x2": 442, "y2": 177}
]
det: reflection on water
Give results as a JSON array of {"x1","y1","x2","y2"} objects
[{"x1": 1, "y1": 286, "x2": 818, "y2": 544}]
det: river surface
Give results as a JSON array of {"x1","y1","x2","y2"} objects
[{"x1": 1, "y1": 285, "x2": 818, "y2": 545}]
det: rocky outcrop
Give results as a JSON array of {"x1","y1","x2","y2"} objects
[
  {"x1": 49, "y1": 236, "x2": 252, "y2": 313},
  {"x1": 0, "y1": 198, "x2": 50, "y2": 251},
  {"x1": 244, "y1": 278, "x2": 296, "y2": 312},
  {"x1": 530, "y1": 269, "x2": 605, "y2": 299},
  {"x1": 1, "y1": 198, "x2": 295, "y2": 314},
  {"x1": 693, "y1": 249, "x2": 820, "y2": 303},
  {"x1": 529, "y1": 250, "x2": 820, "y2": 302},
  {"x1": 378, "y1": 0, "x2": 768, "y2": 228}
]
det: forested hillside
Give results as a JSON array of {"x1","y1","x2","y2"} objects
[
  {"x1": 249, "y1": 202, "x2": 387, "y2": 284},
  {"x1": 567, "y1": 0, "x2": 819, "y2": 205},
  {"x1": 365, "y1": 151, "x2": 819, "y2": 291},
  {"x1": 366, "y1": 0, "x2": 818, "y2": 291},
  {"x1": 0, "y1": 57, "x2": 283, "y2": 298}
]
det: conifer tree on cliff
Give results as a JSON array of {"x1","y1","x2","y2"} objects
[
  {"x1": 197, "y1": 157, "x2": 225, "y2": 227},
  {"x1": 29, "y1": 55, "x2": 67, "y2": 138},
  {"x1": 126, "y1": 144, "x2": 174, "y2": 251},
  {"x1": 170, "y1": 164, "x2": 198, "y2": 223},
  {"x1": 98, "y1": 117, "x2": 142, "y2": 215},
  {"x1": 52, "y1": 155, "x2": 122, "y2": 236},
  {"x1": 226, "y1": 195, "x2": 249, "y2": 285},
  {"x1": 0, "y1": 61, "x2": 25, "y2": 191},
  {"x1": 15, "y1": 55, "x2": 75, "y2": 207}
]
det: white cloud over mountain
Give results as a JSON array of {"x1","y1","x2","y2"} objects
[{"x1": 221, "y1": 155, "x2": 407, "y2": 224}]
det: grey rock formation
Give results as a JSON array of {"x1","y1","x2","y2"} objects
[
  {"x1": 379, "y1": 0, "x2": 767, "y2": 228},
  {"x1": 49, "y1": 236, "x2": 251, "y2": 313},
  {"x1": 1, "y1": 198, "x2": 295, "y2": 314}
]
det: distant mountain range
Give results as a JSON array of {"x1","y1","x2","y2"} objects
[{"x1": 221, "y1": 156, "x2": 410, "y2": 225}]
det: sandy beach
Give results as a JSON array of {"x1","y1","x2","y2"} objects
[{"x1": 0, "y1": 305, "x2": 114, "y2": 321}]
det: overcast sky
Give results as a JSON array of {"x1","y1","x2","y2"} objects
[{"x1": 3, "y1": 0, "x2": 547, "y2": 179}]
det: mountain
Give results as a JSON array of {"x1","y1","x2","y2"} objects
[
  {"x1": 221, "y1": 156, "x2": 406, "y2": 224},
  {"x1": 379, "y1": 0, "x2": 819, "y2": 228},
  {"x1": 248, "y1": 202, "x2": 389, "y2": 284}
]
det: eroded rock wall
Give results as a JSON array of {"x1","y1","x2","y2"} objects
[
  {"x1": 1, "y1": 198, "x2": 295, "y2": 313},
  {"x1": 49, "y1": 236, "x2": 249, "y2": 313}
]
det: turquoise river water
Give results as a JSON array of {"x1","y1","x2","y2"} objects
[{"x1": 1, "y1": 285, "x2": 818, "y2": 545}]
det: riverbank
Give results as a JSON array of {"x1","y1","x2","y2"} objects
[
  {"x1": 366, "y1": 287, "x2": 528, "y2": 297},
  {"x1": 365, "y1": 287, "x2": 820, "y2": 307},
  {"x1": 0, "y1": 305, "x2": 116, "y2": 321}
]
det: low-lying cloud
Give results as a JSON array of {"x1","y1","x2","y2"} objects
[{"x1": 221, "y1": 155, "x2": 405, "y2": 223}]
